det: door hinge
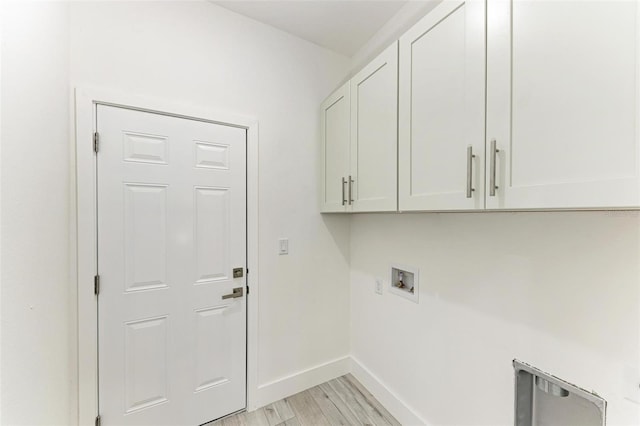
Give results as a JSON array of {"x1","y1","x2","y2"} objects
[
  {"x1": 93, "y1": 132, "x2": 100, "y2": 153},
  {"x1": 246, "y1": 286, "x2": 250, "y2": 295},
  {"x1": 94, "y1": 275, "x2": 100, "y2": 296},
  {"x1": 95, "y1": 415, "x2": 101, "y2": 426}
]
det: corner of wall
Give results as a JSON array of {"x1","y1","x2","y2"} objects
[
  {"x1": 255, "y1": 356, "x2": 352, "y2": 409},
  {"x1": 350, "y1": 356, "x2": 428, "y2": 426},
  {"x1": 349, "y1": 0, "x2": 443, "y2": 75}
]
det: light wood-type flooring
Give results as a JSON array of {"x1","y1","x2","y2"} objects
[{"x1": 206, "y1": 374, "x2": 401, "y2": 426}]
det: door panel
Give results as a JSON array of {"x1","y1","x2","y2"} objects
[
  {"x1": 124, "y1": 316, "x2": 169, "y2": 414},
  {"x1": 124, "y1": 183, "x2": 168, "y2": 291},
  {"x1": 194, "y1": 187, "x2": 230, "y2": 283},
  {"x1": 321, "y1": 82, "x2": 351, "y2": 212},
  {"x1": 123, "y1": 131, "x2": 169, "y2": 164},
  {"x1": 399, "y1": 0, "x2": 485, "y2": 211},
  {"x1": 351, "y1": 43, "x2": 398, "y2": 212},
  {"x1": 194, "y1": 305, "x2": 232, "y2": 393},
  {"x1": 98, "y1": 105, "x2": 246, "y2": 426},
  {"x1": 487, "y1": 0, "x2": 640, "y2": 209}
]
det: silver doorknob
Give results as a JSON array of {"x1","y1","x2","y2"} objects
[{"x1": 222, "y1": 287, "x2": 244, "y2": 300}]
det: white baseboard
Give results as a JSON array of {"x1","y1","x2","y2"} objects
[
  {"x1": 254, "y1": 355, "x2": 428, "y2": 425},
  {"x1": 351, "y1": 356, "x2": 429, "y2": 426},
  {"x1": 255, "y1": 356, "x2": 351, "y2": 409}
]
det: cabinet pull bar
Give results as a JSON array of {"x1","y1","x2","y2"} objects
[
  {"x1": 348, "y1": 175, "x2": 354, "y2": 205},
  {"x1": 341, "y1": 177, "x2": 347, "y2": 206},
  {"x1": 466, "y1": 145, "x2": 475, "y2": 198},
  {"x1": 489, "y1": 139, "x2": 500, "y2": 197}
]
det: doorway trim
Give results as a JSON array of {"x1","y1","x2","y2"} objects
[{"x1": 72, "y1": 87, "x2": 260, "y2": 425}]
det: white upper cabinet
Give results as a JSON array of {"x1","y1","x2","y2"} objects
[
  {"x1": 399, "y1": 0, "x2": 486, "y2": 211},
  {"x1": 320, "y1": 82, "x2": 350, "y2": 213},
  {"x1": 322, "y1": 0, "x2": 640, "y2": 213},
  {"x1": 486, "y1": 0, "x2": 640, "y2": 209},
  {"x1": 350, "y1": 42, "x2": 398, "y2": 212}
]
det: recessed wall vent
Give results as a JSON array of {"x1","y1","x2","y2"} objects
[{"x1": 514, "y1": 360, "x2": 606, "y2": 426}]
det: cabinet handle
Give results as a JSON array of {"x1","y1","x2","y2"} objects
[
  {"x1": 466, "y1": 145, "x2": 476, "y2": 198},
  {"x1": 341, "y1": 177, "x2": 347, "y2": 206},
  {"x1": 489, "y1": 139, "x2": 500, "y2": 197},
  {"x1": 348, "y1": 175, "x2": 354, "y2": 205}
]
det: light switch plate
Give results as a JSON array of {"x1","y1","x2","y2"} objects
[{"x1": 278, "y1": 238, "x2": 289, "y2": 255}]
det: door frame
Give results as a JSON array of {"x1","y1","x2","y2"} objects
[{"x1": 72, "y1": 87, "x2": 260, "y2": 425}]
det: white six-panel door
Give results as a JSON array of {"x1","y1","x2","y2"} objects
[
  {"x1": 398, "y1": 0, "x2": 485, "y2": 211},
  {"x1": 486, "y1": 0, "x2": 640, "y2": 209},
  {"x1": 97, "y1": 105, "x2": 247, "y2": 425}
]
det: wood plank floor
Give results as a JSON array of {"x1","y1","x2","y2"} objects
[{"x1": 205, "y1": 374, "x2": 400, "y2": 426}]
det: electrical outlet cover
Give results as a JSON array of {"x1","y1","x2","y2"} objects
[
  {"x1": 623, "y1": 365, "x2": 640, "y2": 404},
  {"x1": 375, "y1": 278, "x2": 383, "y2": 295}
]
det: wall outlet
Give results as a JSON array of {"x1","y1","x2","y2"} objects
[
  {"x1": 278, "y1": 238, "x2": 289, "y2": 255},
  {"x1": 375, "y1": 278, "x2": 383, "y2": 295}
]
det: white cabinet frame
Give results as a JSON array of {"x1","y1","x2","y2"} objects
[
  {"x1": 350, "y1": 42, "x2": 399, "y2": 212},
  {"x1": 398, "y1": 0, "x2": 486, "y2": 212},
  {"x1": 486, "y1": 0, "x2": 640, "y2": 210},
  {"x1": 320, "y1": 82, "x2": 351, "y2": 213}
]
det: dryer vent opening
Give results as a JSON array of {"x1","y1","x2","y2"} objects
[{"x1": 513, "y1": 360, "x2": 606, "y2": 426}]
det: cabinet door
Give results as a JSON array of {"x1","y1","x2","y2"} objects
[
  {"x1": 350, "y1": 42, "x2": 398, "y2": 212},
  {"x1": 487, "y1": 0, "x2": 640, "y2": 209},
  {"x1": 399, "y1": 0, "x2": 486, "y2": 211},
  {"x1": 320, "y1": 82, "x2": 350, "y2": 213}
]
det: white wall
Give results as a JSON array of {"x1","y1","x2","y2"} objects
[
  {"x1": 1, "y1": 2, "x2": 72, "y2": 424},
  {"x1": 8, "y1": 2, "x2": 636, "y2": 426},
  {"x1": 350, "y1": 212, "x2": 640, "y2": 425},
  {"x1": 0, "y1": 0, "x2": 4, "y2": 416},
  {"x1": 348, "y1": 0, "x2": 441, "y2": 76},
  {"x1": 2, "y1": 1, "x2": 351, "y2": 423},
  {"x1": 69, "y1": 1, "x2": 352, "y2": 396}
]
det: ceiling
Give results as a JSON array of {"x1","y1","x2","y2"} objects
[{"x1": 213, "y1": 1, "x2": 408, "y2": 56}]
